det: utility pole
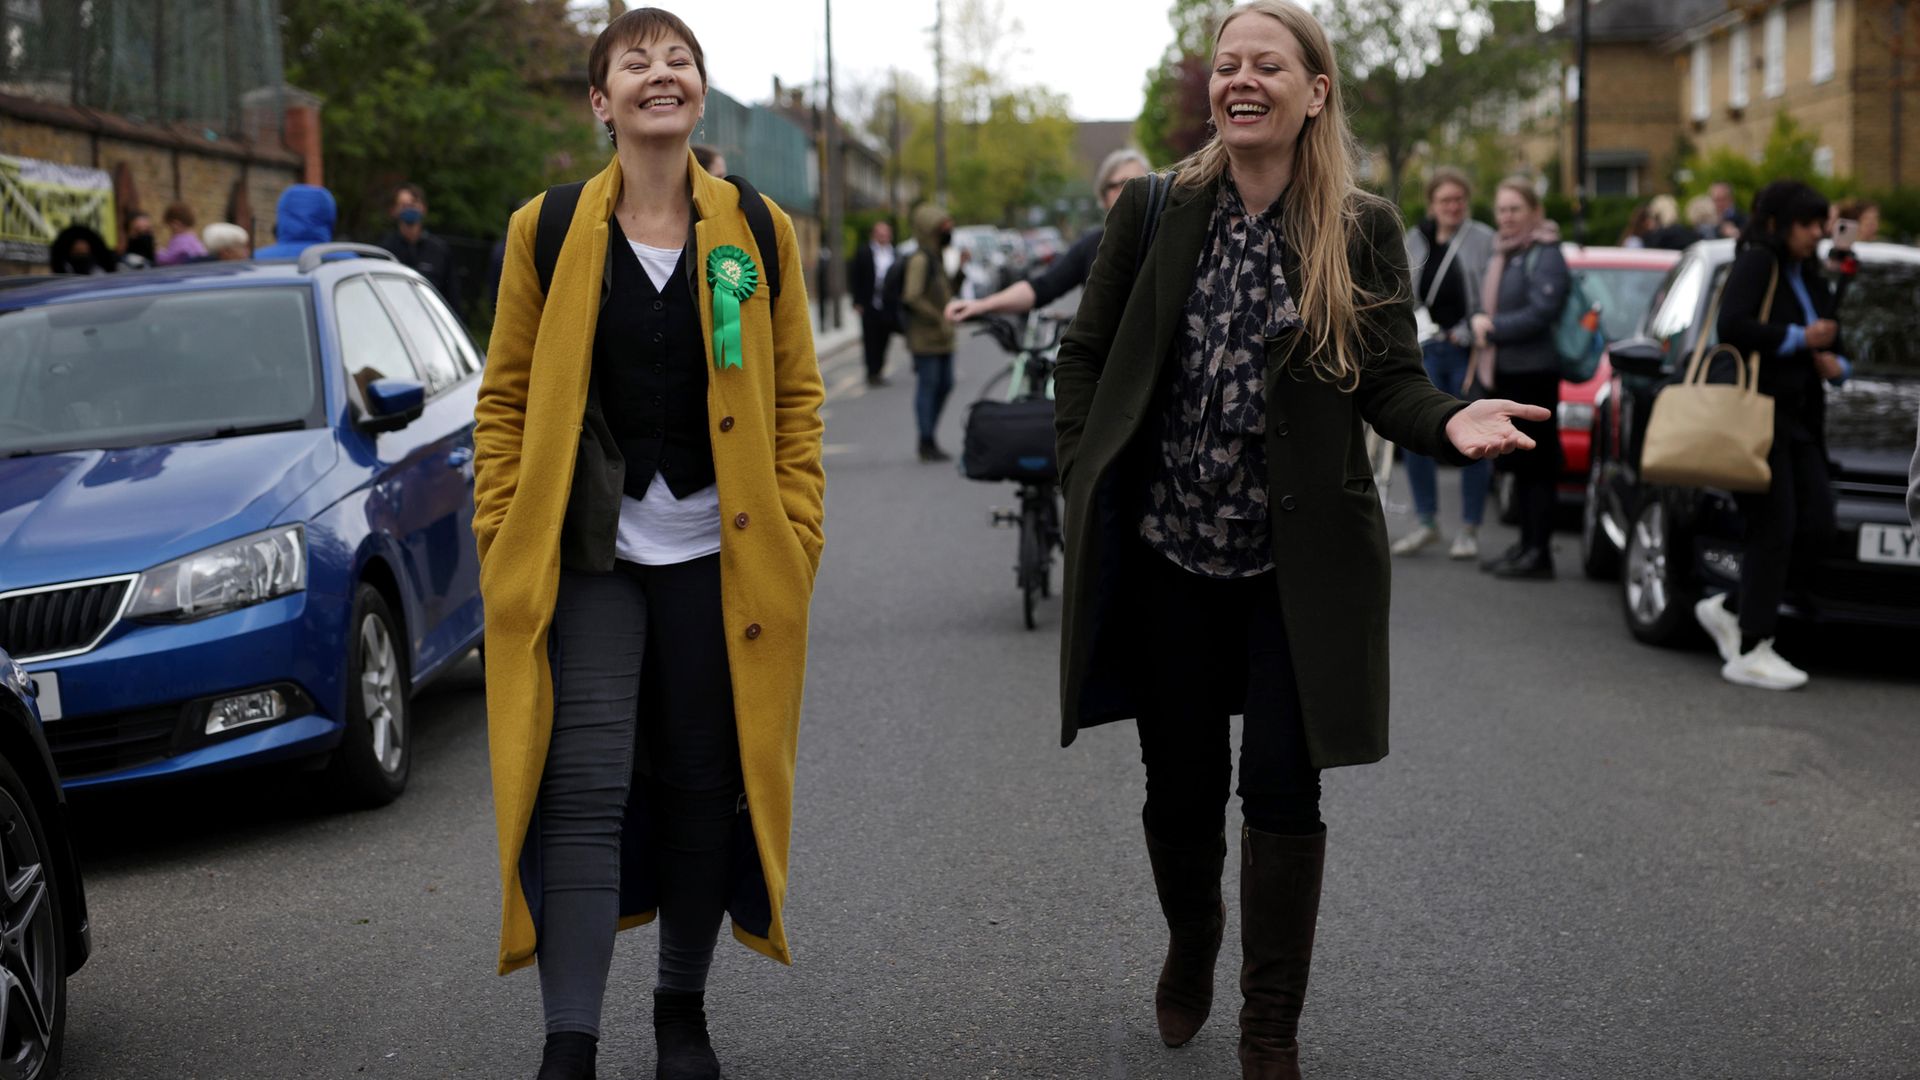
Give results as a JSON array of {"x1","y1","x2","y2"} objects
[
  {"x1": 1573, "y1": 0, "x2": 1590, "y2": 244},
  {"x1": 934, "y1": 0, "x2": 948, "y2": 206},
  {"x1": 825, "y1": 0, "x2": 843, "y2": 329}
]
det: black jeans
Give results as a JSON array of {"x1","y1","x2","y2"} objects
[
  {"x1": 1730, "y1": 436, "x2": 1835, "y2": 639},
  {"x1": 538, "y1": 556, "x2": 743, "y2": 1036},
  {"x1": 1133, "y1": 544, "x2": 1323, "y2": 843},
  {"x1": 861, "y1": 308, "x2": 894, "y2": 379},
  {"x1": 1494, "y1": 370, "x2": 1563, "y2": 551}
]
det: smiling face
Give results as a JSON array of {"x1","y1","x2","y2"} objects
[
  {"x1": 1209, "y1": 13, "x2": 1329, "y2": 165},
  {"x1": 591, "y1": 33, "x2": 706, "y2": 147}
]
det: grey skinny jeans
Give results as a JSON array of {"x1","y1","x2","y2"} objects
[{"x1": 537, "y1": 555, "x2": 743, "y2": 1037}]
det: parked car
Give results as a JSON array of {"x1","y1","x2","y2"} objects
[
  {"x1": 0, "y1": 245, "x2": 485, "y2": 804},
  {"x1": 1022, "y1": 226, "x2": 1064, "y2": 267},
  {"x1": 1580, "y1": 238, "x2": 1920, "y2": 644},
  {"x1": 1494, "y1": 245, "x2": 1679, "y2": 523},
  {"x1": 0, "y1": 646, "x2": 92, "y2": 1079},
  {"x1": 951, "y1": 225, "x2": 1010, "y2": 297}
]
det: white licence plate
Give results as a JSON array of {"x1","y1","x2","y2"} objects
[
  {"x1": 26, "y1": 670, "x2": 61, "y2": 721},
  {"x1": 1858, "y1": 523, "x2": 1920, "y2": 567}
]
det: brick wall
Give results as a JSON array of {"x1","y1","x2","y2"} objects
[{"x1": 1563, "y1": 42, "x2": 1686, "y2": 193}]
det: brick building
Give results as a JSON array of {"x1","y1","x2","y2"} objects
[{"x1": 1556, "y1": 0, "x2": 1726, "y2": 197}]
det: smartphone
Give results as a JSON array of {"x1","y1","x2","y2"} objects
[{"x1": 1833, "y1": 216, "x2": 1860, "y2": 251}]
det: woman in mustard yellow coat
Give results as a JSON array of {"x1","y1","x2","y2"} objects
[{"x1": 473, "y1": 10, "x2": 824, "y2": 1079}]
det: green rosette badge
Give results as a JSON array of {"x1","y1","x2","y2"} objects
[{"x1": 706, "y1": 245, "x2": 759, "y2": 370}]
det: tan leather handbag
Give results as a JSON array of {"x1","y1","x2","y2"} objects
[{"x1": 1639, "y1": 264, "x2": 1778, "y2": 493}]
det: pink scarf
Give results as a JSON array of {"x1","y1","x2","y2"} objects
[{"x1": 1470, "y1": 218, "x2": 1563, "y2": 391}]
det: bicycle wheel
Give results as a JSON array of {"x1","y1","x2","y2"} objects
[
  {"x1": 1037, "y1": 487, "x2": 1060, "y2": 598},
  {"x1": 1019, "y1": 500, "x2": 1043, "y2": 630}
]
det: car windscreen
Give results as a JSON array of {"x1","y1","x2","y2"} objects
[
  {"x1": 0, "y1": 287, "x2": 321, "y2": 457},
  {"x1": 1575, "y1": 266, "x2": 1668, "y2": 343},
  {"x1": 1836, "y1": 261, "x2": 1920, "y2": 377}
]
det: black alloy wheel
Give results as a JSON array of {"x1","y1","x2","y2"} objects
[{"x1": 0, "y1": 754, "x2": 66, "y2": 1080}]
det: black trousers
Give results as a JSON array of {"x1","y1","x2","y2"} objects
[
  {"x1": 861, "y1": 308, "x2": 894, "y2": 379},
  {"x1": 1133, "y1": 544, "x2": 1323, "y2": 844},
  {"x1": 1494, "y1": 370, "x2": 1563, "y2": 550},
  {"x1": 1730, "y1": 437, "x2": 1835, "y2": 639}
]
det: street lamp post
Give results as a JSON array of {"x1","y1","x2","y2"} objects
[
  {"x1": 825, "y1": 0, "x2": 843, "y2": 329},
  {"x1": 934, "y1": 0, "x2": 948, "y2": 206},
  {"x1": 1574, "y1": 0, "x2": 1590, "y2": 244}
]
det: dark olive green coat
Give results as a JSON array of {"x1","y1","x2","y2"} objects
[{"x1": 1054, "y1": 175, "x2": 1470, "y2": 767}]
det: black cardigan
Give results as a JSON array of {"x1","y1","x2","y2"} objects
[{"x1": 1715, "y1": 244, "x2": 1842, "y2": 444}]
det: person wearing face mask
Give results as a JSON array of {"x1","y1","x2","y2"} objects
[
  {"x1": 1054, "y1": 3, "x2": 1547, "y2": 1075},
  {"x1": 475, "y1": 9, "x2": 825, "y2": 1079},
  {"x1": 1468, "y1": 177, "x2": 1570, "y2": 580},
  {"x1": 902, "y1": 202, "x2": 967, "y2": 461},
  {"x1": 49, "y1": 224, "x2": 117, "y2": 275},
  {"x1": 1692, "y1": 181, "x2": 1848, "y2": 691},
  {"x1": 376, "y1": 183, "x2": 460, "y2": 307},
  {"x1": 1394, "y1": 167, "x2": 1496, "y2": 560},
  {"x1": 121, "y1": 211, "x2": 157, "y2": 267},
  {"x1": 945, "y1": 147, "x2": 1151, "y2": 322}
]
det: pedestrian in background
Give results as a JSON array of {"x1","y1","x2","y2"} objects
[
  {"x1": 1833, "y1": 197, "x2": 1881, "y2": 244},
  {"x1": 1687, "y1": 194, "x2": 1720, "y2": 241},
  {"x1": 1471, "y1": 177, "x2": 1570, "y2": 580},
  {"x1": 902, "y1": 202, "x2": 964, "y2": 461},
  {"x1": 945, "y1": 147, "x2": 1151, "y2": 322},
  {"x1": 48, "y1": 224, "x2": 116, "y2": 275},
  {"x1": 691, "y1": 143, "x2": 726, "y2": 177},
  {"x1": 254, "y1": 184, "x2": 336, "y2": 259},
  {"x1": 376, "y1": 183, "x2": 459, "y2": 304},
  {"x1": 1641, "y1": 194, "x2": 1698, "y2": 251},
  {"x1": 1054, "y1": 3, "x2": 1547, "y2": 1075},
  {"x1": 200, "y1": 222, "x2": 251, "y2": 261},
  {"x1": 1693, "y1": 180, "x2": 1848, "y2": 691},
  {"x1": 121, "y1": 209, "x2": 157, "y2": 266},
  {"x1": 154, "y1": 202, "x2": 207, "y2": 265},
  {"x1": 474, "y1": 9, "x2": 825, "y2": 1080},
  {"x1": 1394, "y1": 166, "x2": 1496, "y2": 560},
  {"x1": 1711, "y1": 180, "x2": 1749, "y2": 238},
  {"x1": 847, "y1": 220, "x2": 897, "y2": 385}
]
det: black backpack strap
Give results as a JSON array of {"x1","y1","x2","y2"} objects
[
  {"x1": 725, "y1": 175, "x2": 782, "y2": 299},
  {"x1": 533, "y1": 180, "x2": 586, "y2": 296},
  {"x1": 1134, "y1": 170, "x2": 1174, "y2": 278}
]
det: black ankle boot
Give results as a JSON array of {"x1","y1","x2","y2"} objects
[
  {"x1": 654, "y1": 991, "x2": 720, "y2": 1080},
  {"x1": 1490, "y1": 546, "x2": 1554, "y2": 580},
  {"x1": 536, "y1": 1031, "x2": 597, "y2": 1080}
]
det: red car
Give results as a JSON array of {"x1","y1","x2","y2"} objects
[{"x1": 1496, "y1": 244, "x2": 1680, "y2": 521}]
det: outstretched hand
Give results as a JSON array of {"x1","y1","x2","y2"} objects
[{"x1": 1444, "y1": 399, "x2": 1552, "y2": 460}]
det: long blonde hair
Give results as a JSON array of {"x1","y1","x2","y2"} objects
[{"x1": 1173, "y1": 0, "x2": 1396, "y2": 389}]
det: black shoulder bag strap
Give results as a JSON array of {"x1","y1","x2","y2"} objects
[
  {"x1": 1133, "y1": 170, "x2": 1174, "y2": 280},
  {"x1": 533, "y1": 180, "x2": 586, "y2": 297},
  {"x1": 534, "y1": 174, "x2": 784, "y2": 299}
]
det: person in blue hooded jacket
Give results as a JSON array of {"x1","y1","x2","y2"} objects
[{"x1": 255, "y1": 184, "x2": 336, "y2": 259}]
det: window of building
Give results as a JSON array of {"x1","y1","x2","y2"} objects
[
  {"x1": 1765, "y1": 7, "x2": 1786, "y2": 98},
  {"x1": 1589, "y1": 166, "x2": 1638, "y2": 197},
  {"x1": 1813, "y1": 0, "x2": 1836, "y2": 84},
  {"x1": 1692, "y1": 40, "x2": 1712, "y2": 121},
  {"x1": 1729, "y1": 24, "x2": 1750, "y2": 108}
]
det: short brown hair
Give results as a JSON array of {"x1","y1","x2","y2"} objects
[
  {"x1": 1495, "y1": 176, "x2": 1541, "y2": 211},
  {"x1": 1425, "y1": 167, "x2": 1471, "y2": 203},
  {"x1": 589, "y1": 8, "x2": 707, "y2": 95},
  {"x1": 163, "y1": 201, "x2": 196, "y2": 229},
  {"x1": 1834, "y1": 196, "x2": 1877, "y2": 221},
  {"x1": 390, "y1": 182, "x2": 426, "y2": 210}
]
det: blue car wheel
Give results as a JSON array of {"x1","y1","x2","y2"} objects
[{"x1": 326, "y1": 584, "x2": 411, "y2": 807}]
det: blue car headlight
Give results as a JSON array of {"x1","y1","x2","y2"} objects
[{"x1": 127, "y1": 525, "x2": 307, "y2": 622}]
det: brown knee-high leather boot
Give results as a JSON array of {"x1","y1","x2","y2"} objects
[
  {"x1": 1143, "y1": 825, "x2": 1227, "y2": 1047},
  {"x1": 1237, "y1": 825, "x2": 1326, "y2": 1080}
]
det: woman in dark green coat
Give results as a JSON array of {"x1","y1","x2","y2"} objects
[{"x1": 1052, "y1": 3, "x2": 1546, "y2": 1076}]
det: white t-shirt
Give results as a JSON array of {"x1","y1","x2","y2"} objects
[
  {"x1": 870, "y1": 243, "x2": 896, "y2": 307},
  {"x1": 614, "y1": 240, "x2": 723, "y2": 567}
]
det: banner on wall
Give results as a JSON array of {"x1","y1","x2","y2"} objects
[{"x1": 0, "y1": 154, "x2": 118, "y2": 265}]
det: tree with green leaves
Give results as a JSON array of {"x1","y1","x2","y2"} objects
[
  {"x1": 281, "y1": 0, "x2": 604, "y2": 241},
  {"x1": 1136, "y1": 0, "x2": 1231, "y2": 166},
  {"x1": 1321, "y1": 0, "x2": 1554, "y2": 200}
]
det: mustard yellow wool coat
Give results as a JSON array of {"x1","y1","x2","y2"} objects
[{"x1": 474, "y1": 153, "x2": 825, "y2": 976}]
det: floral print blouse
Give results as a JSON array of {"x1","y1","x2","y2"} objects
[{"x1": 1138, "y1": 180, "x2": 1303, "y2": 579}]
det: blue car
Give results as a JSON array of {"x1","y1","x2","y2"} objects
[{"x1": 0, "y1": 245, "x2": 484, "y2": 804}]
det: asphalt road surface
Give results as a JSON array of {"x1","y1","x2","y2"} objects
[{"x1": 58, "y1": 327, "x2": 1920, "y2": 1079}]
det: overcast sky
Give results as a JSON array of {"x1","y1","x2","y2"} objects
[{"x1": 590, "y1": 1, "x2": 1569, "y2": 123}]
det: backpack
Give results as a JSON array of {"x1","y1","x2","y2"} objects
[
  {"x1": 879, "y1": 249, "x2": 918, "y2": 332},
  {"x1": 532, "y1": 174, "x2": 782, "y2": 300},
  {"x1": 1517, "y1": 246, "x2": 1605, "y2": 383}
]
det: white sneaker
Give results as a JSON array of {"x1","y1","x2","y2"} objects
[
  {"x1": 1720, "y1": 639, "x2": 1809, "y2": 691},
  {"x1": 1391, "y1": 524, "x2": 1438, "y2": 557},
  {"x1": 1694, "y1": 594, "x2": 1742, "y2": 663},
  {"x1": 1448, "y1": 530, "x2": 1479, "y2": 560}
]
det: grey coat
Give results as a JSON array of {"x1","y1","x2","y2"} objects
[
  {"x1": 1404, "y1": 220, "x2": 1496, "y2": 343},
  {"x1": 1485, "y1": 241, "x2": 1570, "y2": 376}
]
